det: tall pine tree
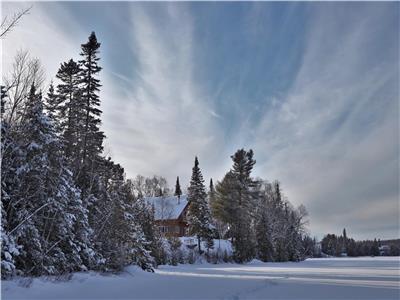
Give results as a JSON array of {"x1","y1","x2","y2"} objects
[
  {"x1": 55, "y1": 59, "x2": 82, "y2": 160},
  {"x1": 79, "y1": 31, "x2": 104, "y2": 184},
  {"x1": 187, "y1": 157, "x2": 213, "y2": 253},
  {"x1": 213, "y1": 149, "x2": 257, "y2": 262}
]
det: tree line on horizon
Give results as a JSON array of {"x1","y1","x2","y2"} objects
[{"x1": 321, "y1": 229, "x2": 400, "y2": 257}]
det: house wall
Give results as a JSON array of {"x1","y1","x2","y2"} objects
[{"x1": 155, "y1": 219, "x2": 188, "y2": 237}]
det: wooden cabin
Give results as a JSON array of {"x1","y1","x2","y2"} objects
[{"x1": 145, "y1": 195, "x2": 189, "y2": 237}]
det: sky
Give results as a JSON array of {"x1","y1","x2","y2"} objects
[{"x1": 2, "y1": 1, "x2": 399, "y2": 240}]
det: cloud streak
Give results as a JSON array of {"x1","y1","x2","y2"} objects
[
  {"x1": 101, "y1": 3, "x2": 225, "y2": 188},
  {"x1": 2, "y1": 2, "x2": 398, "y2": 240},
  {"x1": 252, "y1": 3, "x2": 399, "y2": 239}
]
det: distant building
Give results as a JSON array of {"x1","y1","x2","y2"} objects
[
  {"x1": 379, "y1": 245, "x2": 390, "y2": 256},
  {"x1": 145, "y1": 195, "x2": 190, "y2": 237}
]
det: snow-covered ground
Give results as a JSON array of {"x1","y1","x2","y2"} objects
[{"x1": 2, "y1": 257, "x2": 399, "y2": 299}]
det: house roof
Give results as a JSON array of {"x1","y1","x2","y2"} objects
[{"x1": 145, "y1": 195, "x2": 189, "y2": 221}]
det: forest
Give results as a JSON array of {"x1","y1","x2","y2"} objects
[
  {"x1": 321, "y1": 229, "x2": 400, "y2": 257},
  {"x1": 1, "y1": 32, "x2": 314, "y2": 278}
]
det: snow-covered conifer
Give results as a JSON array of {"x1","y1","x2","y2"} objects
[
  {"x1": 174, "y1": 176, "x2": 182, "y2": 199},
  {"x1": 187, "y1": 157, "x2": 214, "y2": 253}
]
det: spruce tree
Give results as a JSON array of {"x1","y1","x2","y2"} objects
[
  {"x1": 134, "y1": 197, "x2": 164, "y2": 266},
  {"x1": 342, "y1": 228, "x2": 348, "y2": 253},
  {"x1": 1, "y1": 85, "x2": 6, "y2": 114},
  {"x1": 44, "y1": 82, "x2": 60, "y2": 130},
  {"x1": 55, "y1": 59, "x2": 82, "y2": 160},
  {"x1": 208, "y1": 178, "x2": 215, "y2": 208},
  {"x1": 269, "y1": 181, "x2": 286, "y2": 261},
  {"x1": 94, "y1": 163, "x2": 153, "y2": 271},
  {"x1": 1, "y1": 88, "x2": 20, "y2": 278},
  {"x1": 255, "y1": 181, "x2": 274, "y2": 262},
  {"x1": 187, "y1": 157, "x2": 213, "y2": 253},
  {"x1": 10, "y1": 85, "x2": 94, "y2": 275},
  {"x1": 174, "y1": 176, "x2": 182, "y2": 199},
  {"x1": 79, "y1": 32, "x2": 104, "y2": 176}
]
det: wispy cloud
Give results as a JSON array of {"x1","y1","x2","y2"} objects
[
  {"x1": 252, "y1": 3, "x2": 399, "y2": 239},
  {"x1": 101, "y1": 3, "x2": 225, "y2": 188},
  {"x1": 3, "y1": 2, "x2": 398, "y2": 239}
]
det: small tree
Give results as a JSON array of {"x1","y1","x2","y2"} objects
[
  {"x1": 372, "y1": 239, "x2": 380, "y2": 256},
  {"x1": 174, "y1": 176, "x2": 182, "y2": 199}
]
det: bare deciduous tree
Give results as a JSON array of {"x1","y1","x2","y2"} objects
[
  {"x1": 0, "y1": 6, "x2": 32, "y2": 38},
  {"x1": 3, "y1": 50, "x2": 45, "y2": 126}
]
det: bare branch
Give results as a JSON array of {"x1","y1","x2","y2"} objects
[
  {"x1": 0, "y1": 6, "x2": 32, "y2": 38},
  {"x1": 3, "y1": 50, "x2": 45, "y2": 126},
  {"x1": 9, "y1": 202, "x2": 51, "y2": 235}
]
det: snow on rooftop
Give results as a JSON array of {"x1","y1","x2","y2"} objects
[{"x1": 145, "y1": 195, "x2": 188, "y2": 220}]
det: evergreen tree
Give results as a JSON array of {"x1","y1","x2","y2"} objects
[
  {"x1": 100, "y1": 163, "x2": 154, "y2": 271},
  {"x1": 44, "y1": 82, "x2": 60, "y2": 131},
  {"x1": 342, "y1": 228, "x2": 348, "y2": 253},
  {"x1": 372, "y1": 239, "x2": 380, "y2": 256},
  {"x1": 1, "y1": 85, "x2": 6, "y2": 114},
  {"x1": 1, "y1": 32, "x2": 163, "y2": 277},
  {"x1": 78, "y1": 31, "x2": 104, "y2": 183},
  {"x1": 255, "y1": 181, "x2": 274, "y2": 262},
  {"x1": 270, "y1": 181, "x2": 289, "y2": 261},
  {"x1": 134, "y1": 197, "x2": 165, "y2": 266},
  {"x1": 7, "y1": 85, "x2": 94, "y2": 275},
  {"x1": 1, "y1": 87, "x2": 20, "y2": 278},
  {"x1": 174, "y1": 176, "x2": 182, "y2": 199},
  {"x1": 55, "y1": 59, "x2": 82, "y2": 160},
  {"x1": 212, "y1": 149, "x2": 257, "y2": 262},
  {"x1": 208, "y1": 177, "x2": 224, "y2": 240},
  {"x1": 229, "y1": 149, "x2": 257, "y2": 263},
  {"x1": 213, "y1": 172, "x2": 239, "y2": 227},
  {"x1": 187, "y1": 157, "x2": 214, "y2": 253},
  {"x1": 208, "y1": 178, "x2": 215, "y2": 208}
]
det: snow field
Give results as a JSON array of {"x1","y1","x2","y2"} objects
[{"x1": 2, "y1": 257, "x2": 399, "y2": 300}]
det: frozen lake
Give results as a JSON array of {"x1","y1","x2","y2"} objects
[{"x1": 2, "y1": 257, "x2": 399, "y2": 299}]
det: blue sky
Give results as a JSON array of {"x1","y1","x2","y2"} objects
[{"x1": 3, "y1": 1, "x2": 399, "y2": 240}]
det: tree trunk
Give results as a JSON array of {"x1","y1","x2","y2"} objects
[{"x1": 197, "y1": 236, "x2": 201, "y2": 254}]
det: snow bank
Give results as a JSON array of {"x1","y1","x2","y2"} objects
[{"x1": 2, "y1": 257, "x2": 399, "y2": 299}]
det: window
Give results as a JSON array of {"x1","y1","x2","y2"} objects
[{"x1": 159, "y1": 225, "x2": 180, "y2": 234}]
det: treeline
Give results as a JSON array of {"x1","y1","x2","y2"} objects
[
  {"x1": 1, "y1": 32, "x2": 160, "y2": 278},
  {"x1": 321, "y1": 229, "x2": 400, "y2": 257},
  {"x1": 183, "y1": 150, "x2": 313, "y2": 263}
]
